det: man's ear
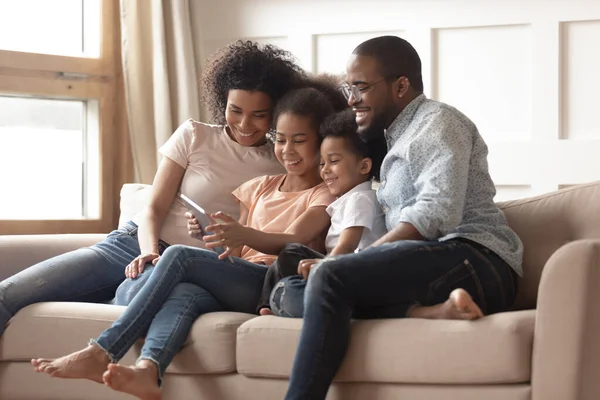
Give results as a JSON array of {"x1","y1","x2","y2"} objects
[
  {"x1": 395, "y1": 76, "x2": 411, "y2": 98},
  {"x1": 360, "y1": 157, "x2": 373, "y2": 176}
]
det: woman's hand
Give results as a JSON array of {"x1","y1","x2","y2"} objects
[
  {"x1": 125, "y1": 253, "x2": 160, "y2": 278},
  {"x1": 203, "y1": 211, "x2": 249, "y2": 260},
  {"x1": 185, "y1": 212, "x2": 202, "y2": 239},
  {"x1": 298, "y1": 258, "x2": 320, "y2": 280}
]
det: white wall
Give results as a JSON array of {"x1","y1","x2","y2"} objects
[{"x1": 190, "y1": 0, "x2": 600, "y2": 201}]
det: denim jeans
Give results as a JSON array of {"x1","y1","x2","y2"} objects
[
  {"x1": 114, "y1": 264, "x2": 155, "y2": 306},
  {"x1": 257, "y1": 243, "x2": 324, "y2": 312},
  {"x1": 91, "y1": 245, "x2": 267, "y2": 383},
  {"x1": 284, "y1": 238, "x2": 517, "y2": 400},
  {"x1": 0, "y1": 221, "x2": 165, "y2": 336}
]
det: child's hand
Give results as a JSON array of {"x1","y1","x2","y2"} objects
[
  {"x1": 298, "y1": 258, "x2": 320, "y2": 280},
  {"x1": 203, "y1": 211, "x2": 249, "y2": 258}
]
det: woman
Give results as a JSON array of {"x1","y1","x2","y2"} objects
[
  {"x1": 32, "y1": 85, "x2": 348, "y2": 400},
  {"x1": 0, "y1": 40, "x2": 305, "y2": 336}
]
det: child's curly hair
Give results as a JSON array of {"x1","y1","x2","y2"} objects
[
  {"x1": 201, "y1": 40, "x2": 306, "y2": 125},
  {"x1": 271, "y1": 73, "x2": 348, "y2": 141},
  {"x1": 320, "y1": 108, "x2": 387, "y2": 181}
]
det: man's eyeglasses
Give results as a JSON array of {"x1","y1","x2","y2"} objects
[{"x1": 340, "y1": 78, "x2": 387, "y2": 102}]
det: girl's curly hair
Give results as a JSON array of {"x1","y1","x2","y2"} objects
[
  {"x1": 297, "y1": 73, "x2": 348, "y2": 113},
  {"x1": 271, "y1": 73, "x2": 348, "y2": 142},
  {"x1": 201, "y1": 40, "x2": 306, "y2": 125}
]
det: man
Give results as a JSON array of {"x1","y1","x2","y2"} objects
[{"x1": 283, "y1": 36, "x2": 523, "y2": 400}]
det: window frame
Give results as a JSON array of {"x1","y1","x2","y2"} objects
[{"x1": 0, "y1": 0, "x2": 127, "y2": 235}]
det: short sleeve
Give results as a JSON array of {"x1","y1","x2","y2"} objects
[
  {"x1": 158, "y1": 119, "x2": 197, "y2": 169},
  {"x1": 232, "y1": 175, "x2": 275, "y2": 211},
  {"x1": 308, "y1": 184, "x2": 336, "y2": 209},
  {"x1": 338, "y1": 192, "x2": 378, "y2": 232}
]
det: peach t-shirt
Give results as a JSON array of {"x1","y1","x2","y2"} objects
[
  {"x1": 232, "y1": 175, "x2": 335, "y2": 265},
  {"x1": 132, "y1": 119, "x2": 285, "y2": 247}
]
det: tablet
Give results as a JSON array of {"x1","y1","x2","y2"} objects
[{"x1": 179, "y1": 193, "x2": 230, "y2": 258}]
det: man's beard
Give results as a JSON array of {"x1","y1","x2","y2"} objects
[{"x1": 357, "y1": 112, "x2": 388, "y2": 142}]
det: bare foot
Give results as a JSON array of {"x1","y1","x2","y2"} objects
[
  {"x1": 407, "y1": 289, "x2": 484, "y2": 320},
  {"x1": 259, "y1": 307, "x2": 274, "y2": 316},
  {"x1": 103, "y1": 361, "x2": 161, "y2": 400},
  {"x1": 31, "y1": 344, "x2": 109, "y2": 383}
]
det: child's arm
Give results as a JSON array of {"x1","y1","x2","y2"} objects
[
  {"x1": 185, "y1": 196, "x2": 248, "y2": 258},
  {"x1": 227, "y1": 201, "x2": 249, "y2": 258},
  {"x1": 297, "y1": 226, "x2": 364, "y2": 279},
  {"x1": 205, "y1": 206, "x2": 330, "y2": 258},
  {"x1": 328, "y1": 226, "x2": 364, "y2": 256}
]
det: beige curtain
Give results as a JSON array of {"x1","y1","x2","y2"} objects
[{"x1": 120, "y1": 0, "x2": 201, "y2": 183}]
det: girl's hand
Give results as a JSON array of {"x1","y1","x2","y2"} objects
[
  {"x1": 298, "y1": 258, "x2": 320, "y2": 280},
  {"x1": 184, "y1": 212, "x2": 202, "y2": 239},
  {"x1": 125, "y1": 253, "x2": 160, "y2": 278},
  {"x1": 203, "y1": 211, "x2": 249, "y2": 258}
]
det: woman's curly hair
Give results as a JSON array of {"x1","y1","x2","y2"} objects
[{"x1": 201, "y1": 40, "x2": 306, "y2": 125}]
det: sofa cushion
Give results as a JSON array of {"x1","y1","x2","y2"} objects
[
  {"x1": 237, "y1": 310, "x2": 535, "y2": 384},
  {"x1": 0, "y1": 303, "x2": 254, "y2": 374}
]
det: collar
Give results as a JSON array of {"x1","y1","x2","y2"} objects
[
  {"x1": 383, "y1": 93, "x2": 427, "y2": 145},
  {"x1": 337, "y1": 181, "x2": 374, "y2": 200}
]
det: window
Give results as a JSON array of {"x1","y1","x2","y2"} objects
[
  {"x1": 0, "y1": 0, "x2": 121, "y2": 234},
  {"x1": 0, "y1": 0, "x2": 101, "y2": 57}
]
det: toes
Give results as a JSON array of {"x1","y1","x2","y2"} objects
[
  {"x1": 107, "y1": 363, "x2": 121, "y2": 373},
  {"x1": 31, "y1": 358, "x2": 49, "y2": 369},
  {"x1": 44, "y1": 365, "x2": 58, "y2": 375},
  {"x1": 465, "y1": 305, "x2": 484, "y2": 320},
  {"x1": 465, "y1": 300, "x2": 484, "y2": 319},
  {"x1": 103, "y1": 370, "x2": 113, "y2": 387}
]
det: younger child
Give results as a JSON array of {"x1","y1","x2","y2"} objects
[{"x1": 258, "y1": 108, "x2": 388, "y2": 316}]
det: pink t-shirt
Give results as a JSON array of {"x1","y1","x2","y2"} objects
[
  {"x1": 232, "y1": 175, "x2": 335, "y2": 265},
  {"x1": 133, "y1": 119, "x2": 285, "y2": 247}
]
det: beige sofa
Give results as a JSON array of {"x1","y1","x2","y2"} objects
[{"x1": 1, "y1": 182, "x2": 600, "y2": 400}]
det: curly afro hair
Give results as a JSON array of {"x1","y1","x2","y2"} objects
[
  {"x1": 298, "y1": 73, "x2": 348, "y2": 113},
  {"x1": 320, "y1": 108, "x2": 387, "y2": 181},
  {"x1": 201, "y1": 40, "x2": 306, "y2": 125},
  {"x1": 271, "y1": 73, "x2": 348, "y2": 142}
]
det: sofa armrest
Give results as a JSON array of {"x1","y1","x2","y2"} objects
[
  {"x1": 0, "y1": 234, "x2": 107, "y2": 282},
  {"x1": 532, "y1": 239, "x2": 600, "y2": 400}
]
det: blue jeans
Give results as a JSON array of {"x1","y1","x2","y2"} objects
[
  {"x1": 258, "y1": 243, "x2": 324, "y2": 312},
  {"x1": 114, "y1": 265, "x2": 154, "y2": 306},
  {"x1": 284, "y1": 238, "x2": 517, "y2": 400},
  {"x1": 91, "y1": 245, "x2": 267, "y2": 383},
  {"x1": 0, "y1": 221, "x2": 165, "y2": 336}
]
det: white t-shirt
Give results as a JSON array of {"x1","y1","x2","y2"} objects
[
  {"x1": 325, "y1": 181, "x2": 387, "y2": 254},
  {"x1": 132, "y1": 119, "x2": 285, "y2": 247}
]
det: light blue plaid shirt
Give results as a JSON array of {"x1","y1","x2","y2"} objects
[{"x1": 377, "y1": 94, "x2": 523, "y2": 276}]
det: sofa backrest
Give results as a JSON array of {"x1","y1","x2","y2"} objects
[{"x1": 498, "y1": 181, "x2": 600, "y2": 310}]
